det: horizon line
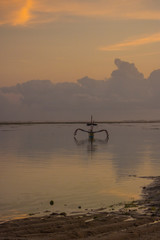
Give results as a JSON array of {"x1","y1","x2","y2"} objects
[{"x1": 1, "y1": 120, "x2": 160, "y2": 125}]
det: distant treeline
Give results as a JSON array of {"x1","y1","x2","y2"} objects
[{"x1": 0, "y1": 120, "x2": 160, "y2": 125}]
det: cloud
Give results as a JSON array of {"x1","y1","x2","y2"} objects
[
  {"x1": 1, "y1": 58, "x2": 160, "y2": 121},
  {"x1": 99, "y1": 33, "x2": 160, "y2": 51},
  {"x1": 107, "y1": 59, "x2": 147, "y2": 100},
  {"x1": 0, "y1": 0, "x2": 34, "y2": 26},
  {"x1": 13, "y1": 0, "x2": 33, "y2": 26},
  {"x1": 1, "y1": 0, "x2": 160, "y2": 26}
]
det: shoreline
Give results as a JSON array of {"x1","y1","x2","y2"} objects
[{"x1": 1, "y1": 176, "x2": 160, "y2": 239}]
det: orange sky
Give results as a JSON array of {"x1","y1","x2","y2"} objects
[{"x1": 0, "y1": 0, "x2": 160, "y2": 86}]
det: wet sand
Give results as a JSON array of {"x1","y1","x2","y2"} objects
[{"x1": 1, "y1": 176, "x2": 160, "y2": 240}]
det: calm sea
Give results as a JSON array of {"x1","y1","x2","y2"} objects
[{"x1": 1, "y1": 122, "x2": 160, "y2": 222}]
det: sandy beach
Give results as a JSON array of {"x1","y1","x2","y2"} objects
[{"x1": 1, "y1": 176, "x2": 160, "y2": 240}]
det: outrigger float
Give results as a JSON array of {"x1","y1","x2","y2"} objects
[{"x1": 74, "y1": 116, "x2": 109, "y2": 140}]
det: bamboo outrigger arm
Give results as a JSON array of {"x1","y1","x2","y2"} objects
[
  {"x1": 74, "y1": 128, "x2": 89, "y2": 136},
  {"x1": 93, "y1": 129, "x2": 109, "y2": 139},
  {"x1": 74, "y1": 129, "x2": 109, "y2": 139}
]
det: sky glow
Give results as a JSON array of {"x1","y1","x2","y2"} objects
[{"x1": 0, "y1": 0, "x2": 160, "y2": 94}]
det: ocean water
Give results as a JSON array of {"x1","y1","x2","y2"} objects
[{"x1": 1, "y1": 122, "x2": 160, "y2": 222}]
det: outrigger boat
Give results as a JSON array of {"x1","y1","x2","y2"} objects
[{"x1": 74, "y1": 116, "x2": 109, "y2": 140}]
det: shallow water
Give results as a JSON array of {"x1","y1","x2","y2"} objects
[{"x1": 1, "y1": 123, "x2": 160, "y2": 222}]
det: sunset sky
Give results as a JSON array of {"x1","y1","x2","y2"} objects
[{"x1": 1, "y1": 0, "x2": 160, "y2": 87}]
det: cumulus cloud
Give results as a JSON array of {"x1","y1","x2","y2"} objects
[{"x1": 0, "y1": 59, "x2": 160, "y2": 121}]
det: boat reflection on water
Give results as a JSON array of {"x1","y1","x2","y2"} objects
[{"x1": 74, "y1": 136, "x2": 109, "y2": 152}]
